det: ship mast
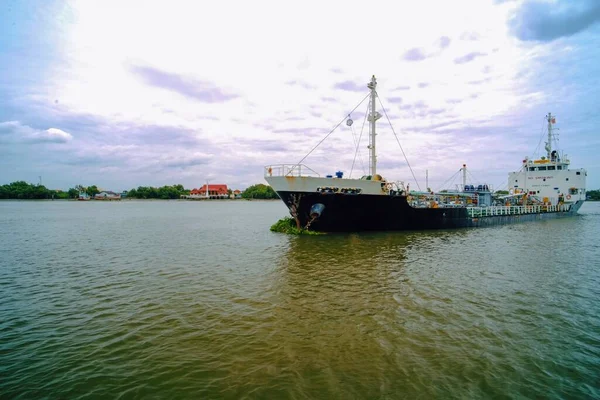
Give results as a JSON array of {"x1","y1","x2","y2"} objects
[
  {"x1": 545, "y1": 112, "x2": 553, "y2": 159},
  {"x1": 367, "y1": 75, "x2": 381, "y2": 176}
]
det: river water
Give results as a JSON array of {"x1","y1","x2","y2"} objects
[{"x1": 1, "y1": 200, "x2": 599, "y2": 399}]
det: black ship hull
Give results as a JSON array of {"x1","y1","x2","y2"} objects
[{"x1": 277, "y1": 191, "x2": 583, "y2": 232}]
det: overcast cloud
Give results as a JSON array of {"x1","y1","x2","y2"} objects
[{"x1": 1, "y1": 0, "x2": 599, "y2": 191}]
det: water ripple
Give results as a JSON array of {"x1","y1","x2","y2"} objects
[{"x1": 0, "y1": 200, "x2": 599, "y2": 399}]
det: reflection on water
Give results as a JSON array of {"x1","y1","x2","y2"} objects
[{"x1": 0, "y1": 201, "x2": 599, "y2": 399}]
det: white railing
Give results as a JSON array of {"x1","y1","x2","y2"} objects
[
  {"x1": 264, "y1": 164, "x2": 320, "y2": 178},
  {"x1": 467, "y1": 203, "x2": 572, "y2": 218}
]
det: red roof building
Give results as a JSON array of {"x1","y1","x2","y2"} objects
[{"x1": 191, "y1": 184, "x2": 228, "y2": 196}]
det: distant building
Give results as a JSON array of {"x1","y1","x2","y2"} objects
[
  {"x1": 121, "y1": 190, "x2": 128, "y2": 198},
  {"x1": 188, "y1": 184, "x2": 229, "y2": 199},
  {"x1": 95, "y1": 191, "x2": 122, "y2": 200},
  {"x1": 78, "y1": 191, "x2": 90, "y2": 201},
  {"x1": 233, "y1": 189, "x2": 242, "y2": 199}
]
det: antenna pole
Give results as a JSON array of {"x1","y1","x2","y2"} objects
[
  {"x1": 367, "y1": 76, "x2": 380, "y2": 176},
  {"x1": 462, "y1": 164, "x2": 467, "y2": 189}
]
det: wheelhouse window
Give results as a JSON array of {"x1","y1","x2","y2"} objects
[
  {"x1": 569, "y1": 188, "x2": 577, "y2": 195},
  {"x1": 528, "y1": 167, "x2": 536, "y2": 171},
  {"x1": 538, "y1": 166, "x2": 547, "y2": 171},
  {"x1": 557, "y1": 166, "x2": 562, "y2": 170},
  {"x1": 576, "y1": 171, "x2": 581, "y2": 175},
  {"x1": 547, "y1": 166, "x2": 555, "y2": 170}
]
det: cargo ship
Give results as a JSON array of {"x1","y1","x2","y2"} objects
[{"x1": 265, "y1": 76, "x2": 587, "y2": 232}]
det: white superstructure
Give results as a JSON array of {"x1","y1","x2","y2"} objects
[{"x1": 508, "y1": 113, "x2": 587, "y2": 205}]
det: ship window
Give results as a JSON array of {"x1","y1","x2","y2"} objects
[
  {"x1": 547, "y1": 166, "x2": 555, "y2": 170},
  {"x1": 528, "y1": 167, "x2": 536, "y2": 171},
  {"x1": 576, "y1": 171, "x2": 580, "y2": 175},
  {"x1": 557, "y1": 166, "x2": 562, "y2": 170},
  {"x1": 538, "y1": 166, "x2": 547, "y2": 171},
  {"x1": 566, "y1": 178, "x2": 569, "y2": 181}
]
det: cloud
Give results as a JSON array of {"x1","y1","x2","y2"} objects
[
  {"x1": 509, "y1": 0, "x2": 600, "y2": 41},
  {"x1": 402, "y1": 48, "x2": 427, "y2": 61},
  {"x1": 460, "y1": 31, "x2": 480, "y2": 41},
  {"x1": 333, "y1": 81, "x2": 365, "y2": 92},
  {"x1": 402, "y1": 36, "x2": 451, "y2": 62},
  {"x1": 0, "y1": 121, "x2": 73, "y2": 144},
  {"x1": 162, "y1": 153, "x2": 213, "y2": 169},
  {"x1": 437, "y1": 36, "x2": 451, "y2": 49},
  {"x1": 454, "y1": 52, "x2": 487, "y2": 64},
  {"x1": 418, "y1": 82, "x2": 430, "y2": 88},
  {"x1": 468, "y1": 77, "x2": 492, "y2": 85},
  {"x1": 286, "y1": 80, "x2": 316, "y2": 90},
  {"x1": 386, "y1": 97, "x2": 403, "y2": 104},
  {"x1": 395, "y1": 85, "x2": 411, "y2": 91},
  {"x1": 129, "y1": 65, "x2": 239, "y2": 103}
]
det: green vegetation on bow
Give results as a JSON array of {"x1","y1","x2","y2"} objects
[
  {"x1": 241, "y1": 184, "x2": 279, "y2": 199},
  {"x1": 270, "y1": 217, "x2": 324, "y2": 235},
  {"x1": 0, "y1": 181, "x2": 79, "y2": 199},
  {"x1": 126, "y1": 185, "x2": 189, "y2": 199}
]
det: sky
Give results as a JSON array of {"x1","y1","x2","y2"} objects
[{"x1": 1, "y1": 0, "x2": 599, "y2": 191}]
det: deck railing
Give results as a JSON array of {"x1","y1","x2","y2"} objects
[
  {"x1": 466, "y1": 204, "x2": 572, "y2": 218},
  {"x1": 265, "y1": 164, "x2": 320, "y2": 178}
]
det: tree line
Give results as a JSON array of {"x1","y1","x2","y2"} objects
[
  {"x1": 0, "y1": 181, "x2": 281, "y2": 200},
  {"x1": 0, "y1": 181, "x2": 78, "y2": 199},
  {"x1": 127, "y1": 185, "x2": 189, "y2": 199}
]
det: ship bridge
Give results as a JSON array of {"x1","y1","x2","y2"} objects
[{"x1": 509, "y1": 113, "x2": 586, "y2": 205}]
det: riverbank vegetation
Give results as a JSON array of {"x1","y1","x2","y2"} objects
[
  {"x1": 270, "y1": 217, "x2": 324, "y2": 235},
  {"x1": 588, "y1": 190, "x2": 600, "y2": 201},
  {"x1": 0, "y1": 181, "x2": 281, "y2": 200},
  {"x1": 126, "y1": 185, "x2": 189, "y2": 199},
  {"x1": 0, "y1": 181, "x2": 78, "y2": 199},
  {"x1": 241, "y1": 184, "x2": 279, "y2": 199}
]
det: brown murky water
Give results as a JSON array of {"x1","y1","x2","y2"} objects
[{"x1": 1, "y1": 200, "x2": 599, "y2": 399}]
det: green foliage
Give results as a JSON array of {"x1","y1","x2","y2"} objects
[
  {"x1": 0, "y1": 181, "x2": 49, "y2": 199},
  {"x1": 242, "y1": 184, "x2": 279, "y2": 199},
  {"x1": 270, "y1": 217, "x2": 324, "y2": 235},
  {"x1": 0, "y1": 181, "x2": 80, "y2": 199},
  {"x1": 495, "y1": 190, "x2": 509, "y2": 195},
  {"x1": 86, "y1": 185, "x2": 100, "y2": 197},
  {"x1": 587, "y1": 189, "x2": 600, "y2": 201},
  {"x1": 126, "y1": 184, "x2": 189, "y2": 199}
]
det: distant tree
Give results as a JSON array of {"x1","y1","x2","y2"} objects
[
  {"x1": 126, "y1": 184, "x2": 189, "y2": 199},
  {"x1": 241, "y1": 184, "x2": 279, "y2": 199},
  {"x1": 0, "y1": 181, "x2": 50, "y2": 199},
  {"x1": 86, "y1": 185, "x2": 100, "y2": 197},
  {"x1": 587, "y1": 189, "x2": 600, "y2": 201}
]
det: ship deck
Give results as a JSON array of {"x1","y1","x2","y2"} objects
[{"x1": 466, "y1": 204, "x2": 572, "y2": 218}]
